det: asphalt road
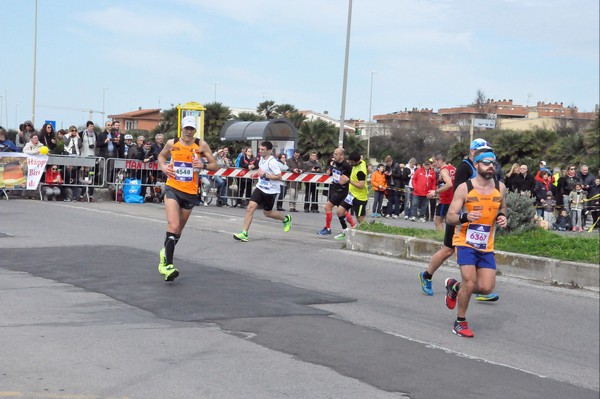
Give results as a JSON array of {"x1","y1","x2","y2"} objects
[{"x1": 0, "y1": 199, "x2": 598, "y2": 399}]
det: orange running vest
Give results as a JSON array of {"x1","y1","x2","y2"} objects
[
  {"x1": 452, "y1": 179, "x2": 502, "y2": 252},
  {"x1": 166, "y1": 138, "x2": 201, "y2": 195}
]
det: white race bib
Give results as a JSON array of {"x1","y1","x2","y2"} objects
[
  {"x1": 256, "y1": 176, "x2": 273, "y2": 191},
  {"x1": 344, "y1": 193, "x2": 354, "y2": 205},
  {"x1": 332, "y1": 169, "x2": 342, "y2": 183},
  {"x1": 466, "y1": 223, "x2": 491, "y2": 250},
  {"x1": 174, "y1": 161, "x2": 193, "y2": 182}
]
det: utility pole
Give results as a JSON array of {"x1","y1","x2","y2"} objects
[
  {"x1": 32, "y1": 0, "x2": 38, "y2": 126},
  {"x1": 338, "y1": 0, "x2": 352, "y2": 148}
]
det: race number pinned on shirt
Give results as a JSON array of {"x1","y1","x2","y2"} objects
[
  {"x1": 344, "y1": 193, "x2": 354, "y2": 205},
  {"x1": 173, "y1": 161, "x2": 193, "y2": 182},
  {"x1": 256, "y1": 176, "x2": 273, "y2": 191},
  {"x1": 466, "y1": 223, "x2": 491, "y2": 250},
  {"x1": 332, "y1": 168, "x2": 342, "y2": 183}
]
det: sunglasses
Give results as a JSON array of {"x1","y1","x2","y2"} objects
[
  {"x1": 479, "y1": 160, "x2": 497, "y2": 166},
  {"x1": 51, "y1": 168, "x2": 57, "y2": 171}
]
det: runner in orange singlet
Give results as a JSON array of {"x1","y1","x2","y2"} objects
[
  {"x1": 444, "y1": 150, "x2": 507, "y2": 337},
  {"x1": 156, "y1": 116, "x2": 217, "y2": 281}
]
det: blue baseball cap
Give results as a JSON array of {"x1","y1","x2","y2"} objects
[{"x1": 470, "y1": 138, "x2": 493, "y2": 151}]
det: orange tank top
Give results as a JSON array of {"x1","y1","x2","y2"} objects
[
  {"x1": 452, "y1": 179, "x2": 502, "y2": 252},
  {"x1": 166, "y1": 138, "x2": 201, "y2": 195}
]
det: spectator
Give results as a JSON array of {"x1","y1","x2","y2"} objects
[
  {"x1": 63, "y1": 164, "x2": 81, "y2": 202},
  {"x1": 22, "y1": 133, "x2": 43, "y2": 155},
  {"x1": 512, "y1": 164, "x2": 535, "y2": 195},
  {"x1": 43, "y1": 164, "x2": 63, "y2": 201},
  {"x1": 97, "y1": 121, "x2": 117, "y2": 159},
  {"x1": 577, "y1": 164, "x2": 595, "y2": 195},
  {"x1": 303, "y1": 151, "x2": 322, "y2": 213},
  {"x1": 428, "y1": 153, "x2": 456, "y2": 232},
  {"x1": 383, "y1": 155, "x2": 401, "y2": 219},
  {"x1": 534, "y1": 160, "x2": 551, "y2": 181},
  {"x1": 411, "y1": 158, "x2": 436, "y2": 222},
  {"x1": 127, "y1": 135, "x2": 145, "y2": 160},
  {"x1": 557, "y1": 164, "x2": 579, "y2": 213},
  {"x1": 534, "y1": 170, "x2": 552, "y2": 218},
  {"x1": 63, "y1": 126, "x2": 82, "y2": 156},
  {"x1": 213, "y1": 147, "x2": 231, "y2": 207},
  {"x1": 371, "y1": 163, "x2": 387, "y2": 217},
  {"x1": 276, "y1": 153, "x2": 289, "y2": 211},
  {"x1": 588, "y1": 177, "x2": 600, "y2": 229},
  {"x1": 80, "y1": 121, "x2": 97, "y2": 158},
  {"x1": 122, "y1": 134, "x2": 134, "y2": 158},
  {"x1": 79, "y1": 166, "x2": 96, "y2": 202},
  {"x1": 0, "y1": 127, "x2": 18, "y2": 152},
  {"x1": 543, "y1": 191, "x2": 556, "y2": 223},
  {"x1": 16, "y1": 120, "x2": 35, "y2": 150},
  {"x1": 286, "y1": 149, "x2": 304, "y2": 212},
  {"x1": 151, "y1": 133, "x2": 165, "y2": 156},
  {"x1": 238, "y1": 147, "x2": 257, "y2": 207},
  {"x1": 53, "y1": 129, "x2": 66, "y2": 155},
  {"x1": 552, "y1": 209, "x2": 572, "y2": 231},
  {"x1": 504, "y1": 163, "x2": 520, "y2": 192},
  {"x1": 39, "y1": 123, "x2": 57, "y2": 152},
  {"x1": 568, "y1": 182, "x2": 587, "y2": 232},
  {"x1": 402, "y1": 157, "x2": 417, "y2": 219}
]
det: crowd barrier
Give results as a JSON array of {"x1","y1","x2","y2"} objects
[{"x1": 104, "y1": 157, "x2": 335, "y2": 207}]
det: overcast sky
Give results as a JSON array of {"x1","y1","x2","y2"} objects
[{"x1": 1, "y1": 0, "x2": 598, "y2": 130}]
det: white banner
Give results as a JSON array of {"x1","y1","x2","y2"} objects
[{"x1": 0, "y1": 153, "x2": 48, "y2": 190}]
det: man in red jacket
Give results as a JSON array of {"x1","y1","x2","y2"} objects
[{"x1": 410, "y1": 159, "x2": 437, "y2": 222}]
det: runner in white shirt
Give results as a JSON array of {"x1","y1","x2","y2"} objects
[{"x1": 233, "y1": 141, "x2": 292, "y2": 242}]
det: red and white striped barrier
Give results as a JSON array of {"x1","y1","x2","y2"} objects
[{"x1": 202, "y1": 167, "x2": 333, "y2": 184}]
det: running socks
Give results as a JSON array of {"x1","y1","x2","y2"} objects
[
  {"x1": 423, "y1": 271, "x2": 433, "y2": 280},
  {"x1": 164, "y1": 232, "x2": 181, "y2": 265},
  {"x1": 325, "y1": 211, "x2": 333, "y2": 229},
  {"x1": 346, "y1": 213, "x2": 355, "y2": 228},
  {"x1": 339, "y1": 215, "x2": 348, "y2": 230}
]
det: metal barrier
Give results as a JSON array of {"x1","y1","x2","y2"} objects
[
  {"x1": 39, "y1": 155, "x2": 105, "y2": 201},
  {"x1": 105, "y1": 159, "x2": 335, "y2": 208}
]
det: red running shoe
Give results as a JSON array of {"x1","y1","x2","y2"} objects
[
  {"x1": 445, "y1": 278, "x2": 459, "y2": 309},
  {"x1": 453, "y1": 320, "x2": 474, "y2": 338}
]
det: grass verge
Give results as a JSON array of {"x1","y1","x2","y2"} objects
[{"x1": 358, "y1": 222, "x2": 599, "y2": 264}]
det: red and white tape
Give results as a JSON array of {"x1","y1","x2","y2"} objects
[{"x1": 202, "y1": 168, "x2": 333, "y2": 184}]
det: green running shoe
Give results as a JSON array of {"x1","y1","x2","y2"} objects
[
  {"x1": 334, "y1": 231, "x2": 346, "y2": 240},
  {"x1": 158, "y1": 248, "x2": 167, "y2": 274},
  {"x1": 163, "y1": 264, "x2": 179, "y2": 282},
  {"x1": 283, "y1": 214, "x2": 292, "y2": 232},
  {"x1": 233, "y1": 231, "x2": 249, "y2": 242}
]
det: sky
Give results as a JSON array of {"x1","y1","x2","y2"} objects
[{"x1": 0, "y1": 0, "x2": 598, "y2": 131}]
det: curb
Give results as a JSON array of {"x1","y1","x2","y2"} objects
[{"x1": 345, "y1": 229, "x2": 599, "y2": 290}]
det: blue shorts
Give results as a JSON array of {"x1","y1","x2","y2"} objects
[{"x1": 456, "y1": 246, "x2": 496, "y2": 270}]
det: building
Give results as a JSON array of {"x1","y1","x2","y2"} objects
[{"x1": 108, "y1": 108, "x2": 161, "y2": 132}]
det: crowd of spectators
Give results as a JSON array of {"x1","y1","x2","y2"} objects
[{"x1": 2, "y1": 121, "x2": 598, "y2": 232}]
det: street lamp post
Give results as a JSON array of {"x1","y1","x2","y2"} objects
[
  {"x1": 0, "y1": 96, "x2": 3, "y2": 127},
  {"x1": 366, "y1": 71, "x2": 377, "y2": 161},
  {"x1": 32, "y1": 0, "x2": 38, "y2": 126},
  {"x1": 102, "y1": 87, "x2": 109, "y2": 124},
  {"x1": 214, "y1": 82, "x2": 219, "y2": 102},
  {"x1": 338, "y1": 0, "x2": 353, "y2": 148}
]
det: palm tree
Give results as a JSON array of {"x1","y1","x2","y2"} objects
[
  {"x1": 235, "y1": 112, "x2": 264, "y2": 122},
  {"x1": 298, "y1": 119, "x2": 338, "y2": 158},
  {"x1": 257, "y1": 100, "x2": 279, "y2": 120},
  {"x1": 203, "y1": 102, "x2": 233, "y2": 149},
  {"x1": 276, "y1": 103, "x2": 298, "y2": 118}
]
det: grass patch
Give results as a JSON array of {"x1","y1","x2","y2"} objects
[{"x1": 358, "y1": 222, "x2": 599, "y2": 264}]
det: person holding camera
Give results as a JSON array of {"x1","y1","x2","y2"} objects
[
  {"x1": 303, "y1": 151, "x2": 322, "y2": 213},
  {"x1": 79, "y1": 121, "x2": 97, "y2": 158}
]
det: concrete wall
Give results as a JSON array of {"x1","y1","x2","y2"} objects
[{"x1": 346, "y1": 230, "x2": 599, "y2": 290}]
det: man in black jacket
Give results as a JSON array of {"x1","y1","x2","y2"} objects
[{"x1": 512, "y1": 164, "x2": 535, "y2": 195}]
